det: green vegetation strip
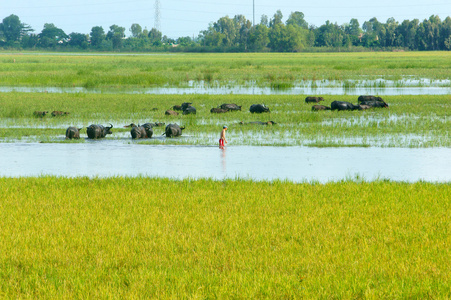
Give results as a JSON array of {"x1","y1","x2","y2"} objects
[
  {"x1": 1, "y1": 52, "x2": 451, "y2": 88},
  {"x1": 0, "y1": 177, "x2": 449, "y2": 298},
  {"x1": 0, "y1": 92, "x2": 450, "y2": 147}
]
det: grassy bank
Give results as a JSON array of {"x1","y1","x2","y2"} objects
[
  {"x1": 1, "y1": 52, "x2": 451, "y2": 88},
  {"x1": 0, "y1": 92, "x2": 449, "y2": 147},
  {"x1": 0, "y1": 177, "x2": 449, "y2": 298}
]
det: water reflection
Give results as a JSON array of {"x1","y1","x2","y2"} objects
[
  {"x1": 1, "y1": 80, "x2": 451, "y2": 96},
  {"x1": 1, "y1": 143, "x2": 450, "y2": 183}
]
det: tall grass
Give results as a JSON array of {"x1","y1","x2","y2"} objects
[
  {"x1": 1, "y1": 52, "x2": 450, "y2": 88},
  {"x1": 0, "y1": 177, "x2": 449, "y2": 298}
]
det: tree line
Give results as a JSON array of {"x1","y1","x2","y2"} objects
[{"x1": 1, "y1": 11, "x2": 451, "y2": 52}]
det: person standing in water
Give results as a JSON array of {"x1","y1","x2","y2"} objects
[{"x1": 219, "y1": 125, "x2": 228, "y2": 148}]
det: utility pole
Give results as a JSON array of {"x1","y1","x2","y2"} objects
[
  {"x1": 253, "y1": 0, "x2": 255, "y2": 27},
  {"x1": 154, "y1": 0, "x2": 161, "y2": 31}
]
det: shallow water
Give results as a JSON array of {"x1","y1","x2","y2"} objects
[
  {"x1": 2, "y1": 78, "x2": 451, "y2": 95},
  {"x1": 1, "y1": 142, "x2": 450, "y2": 183}
]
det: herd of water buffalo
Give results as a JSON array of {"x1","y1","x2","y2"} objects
[
  {"x1": 306, "y1": 95, "x2": 389, "y2": 111},
  {"x1": 60, "y1": 95, "x2": 387, "y2": 140}
]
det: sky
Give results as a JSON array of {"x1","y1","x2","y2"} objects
[{"x1": 3, "y1": 0, "x2": 451, "y2": 39}]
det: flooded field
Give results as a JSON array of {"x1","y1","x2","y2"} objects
[
  {"x1": 2, "y1": 142, "x2": 450, "y2": 183},
  {"x1": 1, "y1": 78, "x2": 451, "y2": 95}
]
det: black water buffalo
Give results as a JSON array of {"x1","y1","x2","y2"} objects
[
  {"x1": 183, "y1": 106, "x2": 197, "y2": 115},
  {"x1": 65, "y1": 126, "x2": 82, "y2": 139},
  {"x1": 331, "y1": 101, "x2": 361, "y2": 111},
  {"x1": 312, "y1": 105, "x2": 331, "y2": 111},
  {"x1": 181, "y1": 102, "x2": 192, "y2": 111},
  {"x1": 51, "y1": 110, "x2": 70, "y2": 116},
  {"x1": 164, "y1": 123, "x2": 185, "y2": 137},
  {"x1": 210, "y1": 108, "x2": 229, "y2": 113},
  {"x1": 358, "y1": 95, "x2": 384, "y2": 103},
  {"x1": 359, "y1": 100, "x2": 389, "y2": 108},
  {"x1": 220, "y1": 103, "x2": 242, "y2": 111},
  {"x1": 240, "y1": 121, "x2": 276, "y2": 125},
  {"x1": 152, "y1": 122, "x2": 165, "y2": 127},
  {"x1": 86, "y1": 124, "x2": 113, "y2": 139},
  {"x1": 250, "y1": 104, "x2": 270, "y2": 113},
  {"x1": 165, "y1": 110, "x2": 179, "y2": 116},
  {"x1": 305, "y1": 96, "x2": 324, "y2": 103},
  {"x1": 33, "y1": 111, "x2": 49, "y2": 117},
  {"x1": 124, "y1": 123, "x2": 153, "y2": 139}
]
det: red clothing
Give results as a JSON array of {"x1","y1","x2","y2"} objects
[{"x1": 219, "y1": 139, "x2": 224, "y2": 147}]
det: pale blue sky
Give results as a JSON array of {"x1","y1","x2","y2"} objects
[{"x1": 3, "y1": 0, "x2": 451, "y2": 38}]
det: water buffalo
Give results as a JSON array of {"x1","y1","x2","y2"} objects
[
  {"x1": 240, "y1": 121, "x2": 276, "y2": 125},
  {"x1": 33, "y1": 111, "x2": 49, "y2": 117},
  {"x1": 210, "y1": 108, "x2": 229, "y2": 113},
  {"x1": 173, "y1": 105, "x2": 182, "y2": 111},
  {"x1": 358, "y1": 95, "x2": 384, "y2": 103},
  {"x1": 86, "y1": 124, "x2": 113, "y2": 139},
  {"x1": 250, "y1": 104, "x2": 270, "y2": 113},
  {"x1": 152, "y1": 122, "x2": 165, "y2": 127},
  {"x1": 359, "y1": 100, "x2": 389, "y2": 108},
  {"x1": 51, "y1": 111, "x2": 70, "y2": 116},
  {"x1": 165, "y1": 110, "x2": 179, "y2": 116},
  {"x1": 331, "y1": 101, "x2": 361, "y2": 111},
  {"x1": 183, "y1": 106, "x2": 196, "y2": 115},
  {"x1": 65, "y1": 127, "x2": 82, "y2": 139},
  {"x1": 220, "y1": 103, "x2": 242, "y2": 111},
  {"x1": 305, "y1": 96, "x2": 324, "y2": 103},
  {"x1": 124, "y1": 123, "x2": 153, "y2": 139},
  {"x1": 312, "y1": 105, "x2": 331, "y2": 111},
  {"x1": 181, "y1": 102, "x2": 192, "y2": 111},
  {"x1": 164, "y1": 123, "x2": 185, "y2": 137}
]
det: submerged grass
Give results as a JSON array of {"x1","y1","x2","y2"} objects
[
  {"x1": 0, "y1": 177, "x2": 449, "y2": 298},
  {"x1": 0, "y1": 92, "x2": 449, "y2": 147}
]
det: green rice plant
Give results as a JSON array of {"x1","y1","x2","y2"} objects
[{"x1": 0, "y1": 177, "x2": 449, "y2": 298}]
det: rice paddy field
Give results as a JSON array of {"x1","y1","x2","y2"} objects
[{"x1": 0, "y1": 52, "x2": 450, "y2": 298}]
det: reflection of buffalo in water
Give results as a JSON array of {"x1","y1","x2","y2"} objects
[
  {"x1": 87, "y1": 124, "x2": 113, "y2": 139},
  {"x1": 331, "y1": 101, "x2": 361, "y2": 111},
  {"x1": 66, "y1": 127, "x2": 82, "y2": 139},
  {"x1": 240, "y1": 121, "x2": 276, "y2": 125},
  {"x1": 124, "y1": 123, "x2": 153, "y2": 139},
  {"x1": 305, "y1": 96, "x2": 324, "y2": 103},
  {"x1": 312, "y1": 105, "x2": 331, "y2": 111},
  {"x1": 250, "y1": 104, "x2": 270, "y2": 113},
  {"x1": 220, "y1": 103, "x2": 242, "y2": 111},
  {"x1": 164, "y1": 123, "x2": 185, "y2": 137}
]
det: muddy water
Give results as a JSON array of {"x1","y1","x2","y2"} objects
[{"x1": 1, "y1": 142, "x2": 450, "y2": 182}]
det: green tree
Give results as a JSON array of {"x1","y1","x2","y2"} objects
[
  {"x1": 106, "y1": 25, "x2": 125, "y2": 49},
  {"x1": 148, "y1": 28, "x2": 162, "y2": 46},
  {"x1": 249, "y1": 24, "x2": 269, "y2": 51},
  {"x1": 68, "y1": 32, "x2": 88, "y2": 49},
  {"x1": 130, "y1": 23, "x2": 142, "y2": 38},
  {"x1": 90, "y1": 26, "x2": 105, "y2": 47},
  {"x1": 38, "y1": 23, "x2": 67, "y2": 48},
  {"x1": 268, "y1": 23, "x2": 306, "y2": 52},
  {"x1": 269, "y1": 10, "x2": 283, "y2": 28},
  {"x1": 286, "y1": 11, "x2": 308, "y2": 29},
  {"x1": 0, "y1": 14, "x2": 33, "y2": 45}
]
